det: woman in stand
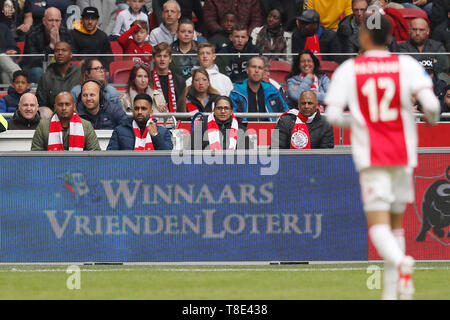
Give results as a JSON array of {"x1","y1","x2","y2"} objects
[{"x1": 286, "y1": 49, "x2": 330, "y2": 110}]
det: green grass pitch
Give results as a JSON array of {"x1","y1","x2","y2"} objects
[{"x1": 0, "y1": 262, "x2": 448, "y2": 300}]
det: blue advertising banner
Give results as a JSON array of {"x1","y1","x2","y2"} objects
[{"x1": 0, "y1": 153, "x2": 368, "y2": 262}]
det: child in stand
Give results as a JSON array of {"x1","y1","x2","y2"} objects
[
  {"x1": 0, "y1": 70, "x2": 31, "y2": 113},
  {"x1": 118, "y1": 20, "x2": 153, "y2": 64},
  {"x1": 111, "y1": 0, "x2": 149, "y2": 40}
]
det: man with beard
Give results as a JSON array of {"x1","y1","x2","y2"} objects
[
  {"x1": 107, "y1": 93, "x2": 173, "y2": 150},
  {"x1": 398, "y1": 18, "x2": 449, "y2": 74}
]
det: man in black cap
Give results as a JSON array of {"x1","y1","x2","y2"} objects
[
  {"x1": 291, "y1": 9, "x2": 341, "y2": 62},
  {"x1": 71, "y1": 6, "x2": 113, "y2": 70}
]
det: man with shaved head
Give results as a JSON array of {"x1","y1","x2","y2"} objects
[
  {"x1": 7, "y1": 93, "x2": 41, "y2": 130},
  {"x1": 31, "y1": 92, "x2": 100, "y2": 151},
  {"x1": 398, "y1": 17, "x2": 449, "y2": 74},
  {"x1": 21, "y1": 7, "x2": 74, "y2": 83}
]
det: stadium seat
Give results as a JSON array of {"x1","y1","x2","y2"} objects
[
  {"x1": 110, "y1": 41, "x2": 124, "y2": 61},
  {"x1": 398, "y1": 8, "x2": 430, "y2": 28},
  {"x1": 0, "y1": 91, "x2": 7, "y2": 99},
  {"x1": 16, "y1": 41, "x2": 24, "y2": 64},
  {"x1": 320, "y1": 60, "x2": 339, "y2": 79},
  {"x1": 269, "y1": 60, "x2": 292, "y2": 85},
  {"x1": 109, "y1": 60, "x2": 135, "y2": 84}
]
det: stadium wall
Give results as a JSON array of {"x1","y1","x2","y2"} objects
[{"x1": 0, "y1": 150, "x2": 448, "y2": 262}]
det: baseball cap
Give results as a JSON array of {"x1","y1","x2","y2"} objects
[
  {"x1": 81, "y1": 7, "x2": 99, "y2": 18},
  {"x1": 297, "y1": 10, "x2": 320, "y2": 24}
]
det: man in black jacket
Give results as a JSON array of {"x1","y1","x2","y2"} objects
[
  {"x1": 337, "y1": 0, "x2": 368, "y2": 53},
  {"x1": 398, "y1": 18, "x2": 449, "y2": 74},
  {"x1": 272, "y1": 90, "x2": 334, "y2": 149},
  {"x1": 21, "y1": 7, "x2": 73, "y2": 83},
  {"x1": 291, "y1": 9, "x2": 341, "y2": 63},
  {"x1": 217, "y1": 24, "x2": 260, "y2": 83},
  {"x1": 71, "y1": 7, "x2": 113, "y2": 71},
  {"x1": 7, "y1": 92, "x2": 41, "y2": 130},
  {"x1": 153, "y1": 0, "x2": 204, "y2": 33}
]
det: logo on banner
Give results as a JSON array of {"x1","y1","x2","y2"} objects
[{"x1": 414, "y1": 166, "x2": 450, "y2": 245}]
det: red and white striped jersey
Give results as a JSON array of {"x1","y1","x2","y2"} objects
[{"x1": 325, "y1": 50, "x2": 440, "y2": 171}]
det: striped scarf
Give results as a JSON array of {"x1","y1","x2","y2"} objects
[
  {"x1": 48, "y1": 113, "x2": 85, "y2": 151},
  {"x1": 279, "y1": 109, "x2": 311, "y2": 149},
  {"x1": 207, "y1": 113, "x2": 238, "y2": 150},
  {"x1": 133, "y1": 117, "x2": 155, "y2": 150},
  {"x1": 152, "y1": 69, "x2": 177, "y2": 113}
]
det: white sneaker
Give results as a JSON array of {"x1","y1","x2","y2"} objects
[{"x1": 398, "y1": 256, "x2": 415, "y2": 300}]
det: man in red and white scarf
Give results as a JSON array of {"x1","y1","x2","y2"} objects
[
  {"x1": 151, "y1": 43, "x2": 186, "y2": 113},
  {"x1": 107, "y1": 93, "x2": 174, "y2": 150},
  {"x1": 272, "y1": 90, "x2": 334, "y2": 149},
  {"x1": 31, "y1": 92, "x2": 101, "y2": 151}
]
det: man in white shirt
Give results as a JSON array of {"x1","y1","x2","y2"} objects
[
  {"x1": 325, "y1": 14, "x2": 440, "y2": 300},
  {"x1": 186, "y1": 42, "x2": 233, "y2": 96}
]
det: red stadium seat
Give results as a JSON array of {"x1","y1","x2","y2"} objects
[
  {"x1": 0, "y1": 91, "x2": 7, "y2": 99},
  {"x1": 269, "y1": 60, "x2": 292, "y2": 85},
  {"x1": 16, "y1": 41, "x2": 24, "y2": 63},
  {"x1": 110, "y1": 41, "x2": 124, "y2": 61},
  {"x1": 320, "y1": 60, "x2": 339, "y2": 79},
  {"x1": 398, "y1": 8, "x2": 430, "y2": 28},
  {"x1": 109, "y1": 60, "x2": 135, "y2": 84}
]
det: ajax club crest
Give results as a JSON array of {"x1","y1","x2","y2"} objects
[{"x1": 291, "y1": 130, "x2": 309, "y2": 149}]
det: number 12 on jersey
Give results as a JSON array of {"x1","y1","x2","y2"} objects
[{"x1": 361, "y1": 77, "x2": 399, "y2": 123}]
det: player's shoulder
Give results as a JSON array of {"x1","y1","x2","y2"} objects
[{"x1": 333, "y1": 58, "x2": 354, "y2": 76}]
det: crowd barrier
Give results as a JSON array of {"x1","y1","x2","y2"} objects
[{"x1": 0, "y1": 149, "x2": 448, "y2": 262}]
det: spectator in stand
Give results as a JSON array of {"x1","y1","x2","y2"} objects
[
  {"x1": 120, "y1": 63, "x2": 167, "y2": 114},
  {"x1": 170, "y1": 18, "x2": 198, "y2": 81},
  {"x1": 203, "y1": 0, "x2": 263, "y2": 37},
  {"x1": 416, "y1": 58, "x2": 447, "y2": 108},
  {"x1": 152, "y1": 0, "x2": 204, "y2": 34},
  {"x1": 430, "y1": 0, "x2": 449, "y2": 53},
  {"x1": 217, "y1": 24, "x2": 260, "y2": 83},
  {"x1": 31, "y1": 91, "x2": 100, "y2": 151},
  {"x1": 76, "y1": 79, "x2": 127, "y2": 129},
  {"x1": 0, "y1": 70, "x2": 30, "y2": 113},
  {"x1": 286, "y1": 49, "x2": 330, "y2": 111},
  {"x1": 31, "y1": 1, "x2": 74, "y2": 27},
  {"x1": 71, "y1": 58, "x2": 120, "y2": 103},
  {"x1": 305, "y1": 0, "x2": 353, "y2": 30},
  {"x1": 262, "y1": 57, "x2": 289, "y2": 104},
  {"x1": 36, "y1": 41, "x2": 81, "y2": 111},
  {"x1": 191, "y1": 95, "x2": 249, "y2": 150},
  {"x1": 251, "y1": 7, "x2": 289, "y2": 61},
  {"x1": 260, "y1": 0, "x2": 303, "y2": 32},
  {"x1": 391, "y1": 0, "x2": 432, "y2": 17},
  {"x1": 177, "y1": 68, "x2": 220, "y2": 113},
  {"x1": 272, "y1": 90, "x2": 334, "y2": 149},
  {"x1": 230, "y1": 56, "x2": 289, "y2": 122},
  {"x1": 398, "y1": 17, "x2": 449, "y2": 75},
  {"x1": 71, "y1": 6, "x2": 113, "y2": 69},
  {"x1": 118, "y1": 19, "x2": 152, "y2": 64},
  {"x1": 0, "y1": 0, "x2": 32, "y2": 41},
  {"x1": 0, "y1": 22, "x2": 21, "y2": 83},
  {"x1": 207, "y1": 11, "x2": 236, "y2": 52},
  {"x1": 186, "y1": 42, "x2": 233, "y2": 96},
  {"x1": 368, "y1": 0, "x2": 410, "y2": 42},
  {"x1": 441, "y1": 85, "x2": 450, "y2": 120},
  {"x1": 111, "y1": 0, "x2": 148, "y2": 40},
  {"x1": 76, "y1": 0, "x2": 119, "y2": 36},
  {"x1": 107, "y1": 93, "x2": 173, "y2": 150},
  {"x1": 149, "y1": 0, "x2": 197, "y2": 46},
  {"x1": 337, "y1": 0, "x2": 369, "y2": 54},
  {"x1": 22, "y1": 7, "x2": 73, "y2": 84},
  {"x1": 7, "y1": 92, "x2": 41, "y2": 130},
  {"x1": 0, "y1": 113, "x2": 7, "y2": 132},
  {"x1": 291, "y1": 10, "x2": 341, "y2": 63},
  {"x1": 151, "y1": 42, "x2": 186, "y2": 113}
]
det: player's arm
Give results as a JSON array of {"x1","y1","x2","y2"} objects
[{"x1": 324, "y1": 62, "x2": 351, "y2": 128}]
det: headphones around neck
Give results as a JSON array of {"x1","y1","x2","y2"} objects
[{"x1": 80, "y1": 78, "x2": 105, "y2": 107}]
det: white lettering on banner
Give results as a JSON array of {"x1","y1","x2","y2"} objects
[
  {"x1": 100, "y1": 181, "x2": 274, "y2": 209},
  {"x1": 44, "y1": 210, "x2": 323, "y2": 239}
]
